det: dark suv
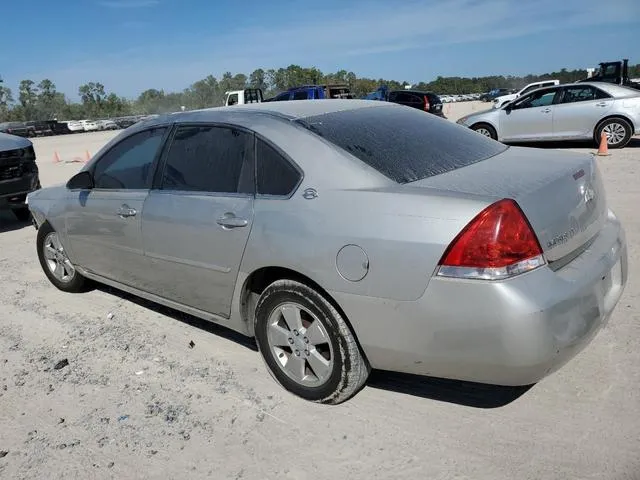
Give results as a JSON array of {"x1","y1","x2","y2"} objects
[
  {"x1": 387, "y1": 90, "x2": 445, "y2": 117},
  {"x1": 0, "y1": 133, "x2": 40, "y2": 221}
]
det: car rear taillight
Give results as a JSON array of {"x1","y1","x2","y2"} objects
[
  {"x1": 437, "y1": 199, "x2": 546, "y2": 280},
  {"x1": 423, "y1": 95, "x2": 430, "y2": 112}
]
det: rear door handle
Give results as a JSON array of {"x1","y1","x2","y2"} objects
[
  {"x1": 116, "y1": 204, "x2": 137, "y2": 218},
  {"x1": 216, "y1": 213, "x2": 248, "y2": 229},
  {"x1": 541, "y1": 108, "x2": 551, "y2": 113},
  {"x1": 595, "y1": 102, "x2": 608, "y2": 107}
]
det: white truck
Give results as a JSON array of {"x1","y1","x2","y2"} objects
[
  {"x1": 492, "y1": 79, "x2": 560, "y2": 109},
  {"x1": 224, "y1": 88, "x2": 264, "y2": 106}
]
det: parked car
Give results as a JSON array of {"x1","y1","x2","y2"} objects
[
  {"x1": 457, "y1": 82, "x2": 640, "y2": 148},
  {"x1": 0, "y1": 122, "x2": 30, "y2": 137},
  {"x1": 113, "y1": 117, "x2": 138, "y2": 129},
  {"x1": 268, "y1": 84, "x2": 353, "y2": 101},
  {"x1": 224, "y1": 88, "x2": 264, "y2": 106},
  {"x1": 95, "y1": 119, "x2": 119, "y2": 131},
  {"x1": 480, "y1": 88, "x2": 510, "y2": 102},
  {"x1": 81, "y1": 120, "x2": 100, "y2": 132},
  {"x1": 493, "y1": 80, "x2": 560, "y2": 109},
  {"x1": 1, "y1": 132, "x2": 40, "y2": 221},
  {"x1": 387, "y1": 90, "x2": 445, "y2": 117},
  {"x1": 60, "y1": 121, "x2": 85, "y2": 133},
  {"x1": 24, "y1": 121, "x2": 54, "y2": 137},
  {"x1": 27, "y1": 100, "x2": 627, "y2": 404}
]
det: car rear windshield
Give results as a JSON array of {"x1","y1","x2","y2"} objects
[{"x1": 295, "y1": 105, "x2": 508, "y2": 184}]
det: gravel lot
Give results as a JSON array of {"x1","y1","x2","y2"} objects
[{"x1": 1, "y1": 102, "x2": 639, "y2": 480}]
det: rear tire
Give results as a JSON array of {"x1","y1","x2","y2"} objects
[
  {"x1": 471, "y1": 123, "x2": 498, "y2": 140},
  {"x1": 37, "y1": 222, "x2": 88, "y2": 293},
  {"x1": 595, "y1": 118, "x2": 633, "y2": 149},
  {"x1": 254, "y1": 279, "x2": 370, "y2": 404}
]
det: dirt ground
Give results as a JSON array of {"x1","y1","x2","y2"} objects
[{"x1": 1, "y1": 102, "x2": 639, "y2": 480}]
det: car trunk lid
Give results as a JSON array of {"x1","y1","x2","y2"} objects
[{"x1": 407, "y1": 146, "x2": 607, "y2": 262}]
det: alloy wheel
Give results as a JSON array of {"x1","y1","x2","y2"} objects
[
  {"x1": 43, "y1": 232, "x2": 75, "y2": 283},
  {"x1": 266, "y1": 302, "x2": 334, "y2": 387}
]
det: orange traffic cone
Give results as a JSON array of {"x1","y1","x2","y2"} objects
[
  {"x1": 597, "y1": 132, "x2": 610, "y2": 156},
  {"x1": 84, "y1": 150, "x2": 91, "y2": 162},
  {"x1": 52, "y1": 151, "x2": 61, "y2": 163}
]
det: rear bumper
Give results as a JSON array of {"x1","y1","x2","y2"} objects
[{"x1": 331, "y1": 210, "x2": 627, "y2": 386}]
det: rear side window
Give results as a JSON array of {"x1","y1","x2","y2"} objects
[
  {"x1": 296, "y1": 106, "x2": 507, "y2": 184},
  {"x1": 256, "y1": 139, "x2": 301, "y2": 196},
  {"x1": 161, "y1": 125, "x2": 253, "y2": 193}
]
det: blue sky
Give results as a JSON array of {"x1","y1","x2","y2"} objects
[{"x1": 1, "y1": 0, "x2": 639, "y2": 100}]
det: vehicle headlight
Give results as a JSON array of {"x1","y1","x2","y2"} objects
[{"x1": 457, "y1": 116, "x2": 469, "y2": 125}]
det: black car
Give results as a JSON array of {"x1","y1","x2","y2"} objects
[
  {"x1": 25, "y1": 121, "x2": 54, "y2": 137},
  {"x1": 0, "y1": 133, "x2": 40, "y2": 221},
  {"x1": 0, "y1": 122, "x2": 30, "y2": 138},
  {"x1": 387, "y1": 90, "x2": 445, "y2": 117}
]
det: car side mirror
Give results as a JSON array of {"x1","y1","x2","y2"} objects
[
  {"x1": 66, "y1": 171, "x2": 95, "y2": 190},
  {"x1": 504, "y1": 102, "x2": 514, "y2": 112}
]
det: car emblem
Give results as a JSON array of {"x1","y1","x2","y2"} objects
[{"x1": 302, "y1": 188, "x2": 318, "y2": 200}]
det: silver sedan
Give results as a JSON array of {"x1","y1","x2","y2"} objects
[
  {"x1": 27, "y1": 100, "x2": 628, "y2": 404},
  {"x1": 457, "y1": 82, "x2": 640, "y2": 148}
]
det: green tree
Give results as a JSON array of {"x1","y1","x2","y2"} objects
[
  {"x1": 249, "y1": 68, "x2": 267, "y2": 91},
  {"x1": 0, "y1": 84, "x2": 14, "y2": 121},
  {"x1": 19, "y1": 80, "x2": 38, "y2": 120},
  {"x1": 78, "y1": 82, "x2": 106, "y2": 117}
]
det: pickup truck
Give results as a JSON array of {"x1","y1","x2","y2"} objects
[
  {"x1": 0, "y1": 122, "x2": 31, "y2": 137},
  {"x1": 268, "y1": 84, "x2": 354, "y2": 101},
  {"x1": 492, "y1": 80, "x2": 560, "y2": 108},
  {"x1": 0, "y1": 132, "x2": 40, "y2": 221},
  {"x1": 224, "y1": 88, "x2": 264, "y2": 106}
]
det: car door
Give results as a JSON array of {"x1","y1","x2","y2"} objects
[
  {"x1": 499, "y1": 87, "x2": 560, "y2": 141},
  {"x1": 65, "y1": 126, "x2": 168, "y2": 286},
  {"x1": 552, "y1": 85, "x2": 614, "y2": 139},
  {"x1": 140, "y1": 124, "x2": 255, "y2": 317}
]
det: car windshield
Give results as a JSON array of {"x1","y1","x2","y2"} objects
[{"x1": 296, "y1": 105, "x2": 508, "y2": 184}]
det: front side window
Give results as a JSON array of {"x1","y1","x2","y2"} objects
[
  {"x1": 93, "y1": 127, "x2": 166, "y2": 189},
  {"x1": 514, "y1": 89, "x2": 558, "y2": 109},
  {"x1": 256, "y1": 139, "x2": 301, "y2": 196},
  {"x1": 227, "y1": 93, "x2": 239, "y2": 106},
  {"x1": 161, "y1": 125, "x2": 253, "y2": 194}
]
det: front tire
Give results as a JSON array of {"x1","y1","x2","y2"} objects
[
  {"x1": 595, "y1": 118, "x2": 633, "y2": 149},
  {"x1": 254, "y1": 279, "x2": 370, "y2": 404},
  {"x1": 37, "y1": 222, "x2": 87, "y2": 293},
  {"x1": 471, "y1": 123, "x2": 498, "y2": 140}
]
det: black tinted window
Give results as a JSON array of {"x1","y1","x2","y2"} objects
[
  {"x1": 296, "y1": 106, "x2": 507, "y2": 184},
  {"x1": 257, "y1": 140, "x2": 301, "y2": 196},
  {"x1": 161, "y1": 125, "x2": 253, "y2": 193},
  {"x1": 562, "y1": 86, "x2": 610, "y2": 103},
  {"x1": 293, "y1": 90, "x2": 308, "y2": 100},
  {"x1": 94, "y1": 127, "x2": 166, "y2": 189}
]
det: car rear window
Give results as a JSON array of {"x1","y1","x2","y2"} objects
[{"x1": 295, "y1": 105, "x2": 508, "y2": 184}]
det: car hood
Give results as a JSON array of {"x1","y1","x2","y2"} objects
[
  {"x1": 0, "y1": 132, "x2": 32, "y2": 152},
  {"x1": 456, "y1": 108, "x2": 499, "y2": 126}
]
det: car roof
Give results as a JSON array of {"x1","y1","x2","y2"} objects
[{"x1": 136, "y1": 99, "x2": 395, "y2": 130}]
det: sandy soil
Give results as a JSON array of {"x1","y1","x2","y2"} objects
[{"x1": 1, "y1": 102, "x2": 639, "y2": 480}]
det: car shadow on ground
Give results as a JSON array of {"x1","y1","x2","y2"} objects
[
  {"x1": 97, "y1": 284, "x2": 533, "y2": 408},
  {"x1": 0, "y1": 211, "x2": 31, "y2": 233},
  {"x1": 96, "y1": 284, "x2": 259, "y2": 352},
  {"x1": 510, "y1": 136, "x2": 640, "y2": 150},
  {"x1": 367, "y1": 370, "x2": 534, "y2": 408}
]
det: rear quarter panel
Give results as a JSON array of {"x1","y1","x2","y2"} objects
[{"x1": 237, "y1": 117, "x2": 491, "y2": 301}]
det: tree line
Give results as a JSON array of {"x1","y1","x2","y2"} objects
[{"x1": 1, "y1": 63, "x2": 639, "y2": 122}]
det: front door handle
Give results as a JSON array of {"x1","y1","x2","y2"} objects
[
  {"x1": 216, "y1": 213, "x2": 248, "y2": 229},
  {"x1": 116, "y1": 204, "x2": 137, "y2": 218}
]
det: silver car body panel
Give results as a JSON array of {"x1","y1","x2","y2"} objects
[
  {"x1": 458, "y1": 82, "x2": 640, "y2": 141},
  {"x1": 27, "y1": 100, "x2": 628, "y2": 386}
]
